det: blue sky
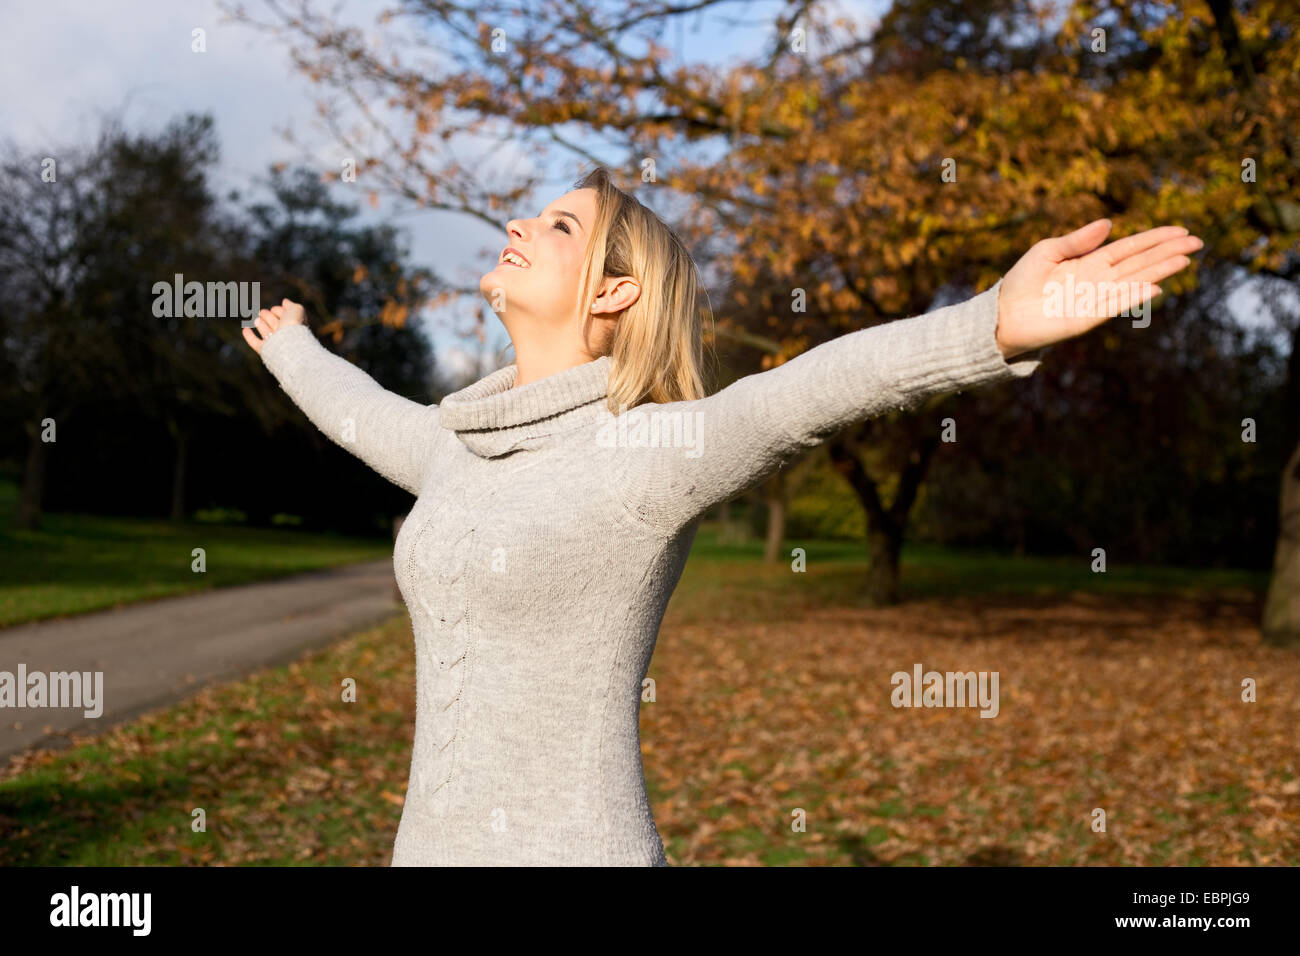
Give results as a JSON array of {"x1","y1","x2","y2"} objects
[
  {"x1": 1, "y1": 0, "x2": 1286, "y2": 381},
  {"x1": 2, "y1": 0, "x2": 884, "y2": 383}
]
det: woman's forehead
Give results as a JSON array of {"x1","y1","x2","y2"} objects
[{"x1": 545, "y1": 187, "x2": 595, "y2": 212}]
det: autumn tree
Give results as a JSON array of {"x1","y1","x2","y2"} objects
[{"x1": 224, "y1": 0, "x2": 1299, "y2": 610}]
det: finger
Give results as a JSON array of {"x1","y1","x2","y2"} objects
[
  {"x1": 269, "y1": 305, "x2": 284, "y2": 320},
  {"x1": 242, "y1": 326, "x2": 263, "y2": 354},
  {"x1": 1134, "y1": 283, "x2": 1163, "y2": 310},
  {"x1": 1114, "y1": 235, "x2": 1202, "y2": 281},
  {"x1": 1126, "y1": 254, "x2": 1193, "y2": 287},
  {"x1": 1095, "y1": 278, "x2": 1167, "y2": 321},
  {"x1": 1099, "y1": 225, "x2": 1190, "y2": 268},
  {"x1": 1040, "y1": 219, "x2": 1112, "y2": 262},
  {"x1": 256, "y1": 313, "x2": 275, "y2": 339},
  {"x1": 259, "y1": 307, "x2": 279, "y2": 330},
  {"x1": 1114, "y1": 282, "x2": 1164, "y2": 316}
]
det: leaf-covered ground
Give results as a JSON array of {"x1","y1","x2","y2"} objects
[
  {"x1": 645, "y1": 592, "x2": 1298, "y2": 865},
  {"x1": 0, "y1": 557, "x2": 1294, "y2": 865}
]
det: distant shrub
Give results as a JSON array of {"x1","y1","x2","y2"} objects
[
  {"x1": 784, "y1": 455, "x2": 866, "y2": 540},
  {"x1": 194, "y1": 507, "x2": 248, "y2": 524},
  {"x1": 787, "y1": 491, "x2": 865, "y2": 540}
]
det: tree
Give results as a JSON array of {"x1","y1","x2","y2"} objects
[
  {"x1": 83, "y1": 113, "x2": 238, "y2": 522},
  {"x1": 0, "y1": 134, "x2": 123, "y2": 529},
  {"x1": 224, "y1": 0, "x2": 1300, "y2": 607},
  {"x1": 1262, "y1": 283, "x2": 1300, "y2": 645},
  {"x1": 232, "y1": 164, "x2": 441, "y2": 525}
]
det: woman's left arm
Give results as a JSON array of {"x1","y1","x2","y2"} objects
[{"x1": 611, "y1": 220, "x2": 1201, "y2": 535}]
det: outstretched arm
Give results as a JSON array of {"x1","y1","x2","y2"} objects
[
  {"x1": 611, "y1": 279, "x2": 1036, "y2": 534},
  {"x1": 245, "y1": 300, "x2": 440, "y2": 497},
  {"x1": 612, "y1": 220, "x2": 1202, "y2": 535}
]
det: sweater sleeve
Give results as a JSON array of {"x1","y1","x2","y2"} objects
[
  {"x1": 612, "y1": 279, "x2": 1042, "y2": 535},
  {"x1": 259, "y1": 323, "x2": 441, "y2": 497}
]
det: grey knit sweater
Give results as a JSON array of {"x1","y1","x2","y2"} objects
[{"x1": 259, "y1": 279, "x2": 1041, "y2": 866}]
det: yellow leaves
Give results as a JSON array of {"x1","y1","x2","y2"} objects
[
  {"x1": 316, "y1": 319, "x2": 344, "y2": 344},
  {"x1": 379, "y1": 300, "x2": 409, "y2": 328},
  {"x1": 896, "y1": 236, "x2": 923, "y2": 266}
]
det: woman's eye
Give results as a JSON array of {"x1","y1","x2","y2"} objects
[{"x1": 553, "y1": 219, "x2": 570, "y2": 233}]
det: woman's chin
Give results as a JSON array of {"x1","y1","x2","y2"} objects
[{"x1": 488, "y1": 261, "x2": 530, "y2": 278}]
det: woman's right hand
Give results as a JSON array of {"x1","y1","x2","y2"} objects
[{"x1": 243, "y1": 298, "x2": 309, "y2": 355}]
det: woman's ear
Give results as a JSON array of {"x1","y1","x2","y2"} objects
[{"x1": 591, "y1": 275, "x2": 640, "y2": 315}]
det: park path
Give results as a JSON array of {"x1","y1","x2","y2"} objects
[{"x1": 0, "y1": 560, "x2": 403, "y2": 760}]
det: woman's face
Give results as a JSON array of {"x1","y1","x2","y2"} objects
[{"x1": 480, "y1": 187, "x2": 599, "y2": 339}]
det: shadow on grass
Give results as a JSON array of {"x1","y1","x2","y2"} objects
[
  {"x1": 0, "y1": 738, "x2": 290, "y2": 865},
  {"x1": 962, "y1": 845, "x2": 1026, "y2": 866},
  {"x1": 0, "y1": 773, "x2": 193, "y2": 865},
  {"x1": 838, "y1": 833, "x2": 1026, "y2": 866}
]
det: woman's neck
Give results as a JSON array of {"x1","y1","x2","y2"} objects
[{"x1": 512, "y1": 345, "x2": 597, "y2": 388}]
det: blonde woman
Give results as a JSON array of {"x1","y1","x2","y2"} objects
[{"x1": 242, "y1": 165, "x2": 1201, "y2": 866}]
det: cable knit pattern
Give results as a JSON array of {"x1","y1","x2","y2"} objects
[
  {"x1": 407, "y1": 518, "x2": 474, "y2": 799},
  {"x1": 257, "y1": 279, "x2": 1041, "y2": 866}
]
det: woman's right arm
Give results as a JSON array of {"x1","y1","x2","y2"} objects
[{"x1": 245, "y1": 301, "x2": 440, "y2": 497}]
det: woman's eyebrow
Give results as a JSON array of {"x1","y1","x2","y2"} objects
[{"x1": 540, "y1": 208, "x2": 583, "y2": 229}]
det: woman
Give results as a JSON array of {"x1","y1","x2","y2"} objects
[{"x1": 243, "y1": 165, "x2": 1201, "y2": 866}]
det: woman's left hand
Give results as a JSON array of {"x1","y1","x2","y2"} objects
[{"x1": 995, "y1": 220, "x2": 1203, "y2": 360}]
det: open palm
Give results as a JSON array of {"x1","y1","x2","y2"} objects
[{"x1": 995, "y1": 220, "x2": 1203, "y2": 359}]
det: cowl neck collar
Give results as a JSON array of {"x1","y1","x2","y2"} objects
[{"x1": 438, "y1": 355, "x2": 613, "y2": 458}]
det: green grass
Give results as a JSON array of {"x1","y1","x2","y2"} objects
[
  {"x1": 0, "y1": 480, "x2": 391, "y2": 627},
  {"x1": 667, "y1": 523, "x2": 1268, "y2": 627}
]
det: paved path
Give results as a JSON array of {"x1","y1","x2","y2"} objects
[{"x1": 0, "y1": 561, "x2": 403, "y2": 760}]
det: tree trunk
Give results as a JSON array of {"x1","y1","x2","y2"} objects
[
  {"x1": 865, "y1": 521, "x2": 904, "y2": 606},
  {"x1": 763, "y1": 468, "x2": 786, "y2": 563},
  {"x1": 829, "y1": 429, "x2": 939, "y2": 607},
  {"x1": 1262, "y1": 439, "x2": 1300, "y2": 647},
  {"x1": 16, "y1": 426, "x2": 49, "y2": 531},
  {"x1": 1261, "y1": 317, "x2": 1300, "y2": 648},
  {"x1": 170, "y1": 427, "x2": 189, "y2": 522},
  {"x1": 717, "y1": 497, "x2": 750, "y2": 545},
  {"x1": 1133, "y1": 497, "x2": 1151, "y2": 563}
]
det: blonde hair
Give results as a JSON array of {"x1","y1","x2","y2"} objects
[{"x1": 571, "y1": 165, "x2": 712, "y2": 413}]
